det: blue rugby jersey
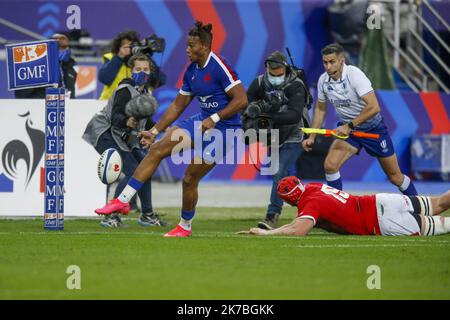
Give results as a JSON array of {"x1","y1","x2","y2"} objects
[{"x1": 179, "y1": 51, "x2": 242, "y2": 126}]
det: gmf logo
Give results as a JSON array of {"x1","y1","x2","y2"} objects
[{"x1": 13, "y1": 44, "x2": 47, "y2": 63}]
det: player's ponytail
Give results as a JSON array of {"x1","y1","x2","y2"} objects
[
  {"x1": 189, "y1": 21, "x2": 213, "y2": 48},
  {"x1": 202, "y1": 23, "x2": 212, "y2": 33}
]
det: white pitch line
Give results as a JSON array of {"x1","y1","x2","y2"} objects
[
  {"x1": 287, "y1": 244, "x2": 450, "y2": 248},
  {"x1": 163, "y1": 230, "x2": 450, "y2": 242},
  {"x1": 0, "y1": 231, "x2": 449, "y2": 245},
  {"x1": 194, "y1": 232, "x2": 450, "y2": 243}
]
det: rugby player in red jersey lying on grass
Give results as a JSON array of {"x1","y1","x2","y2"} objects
[{"x1": 239, "y1": 176, "x2": 450, "y2": 237}]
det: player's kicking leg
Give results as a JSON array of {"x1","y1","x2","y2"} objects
[
  {"x1": 164, "y1": 158, "x2": 215, "y2": 237},
  {"x1": 411, "y1": 191, "x2": 450, "y2": 236},
  {"x1": 378, "y1": 154, "x2": 417, "y2": 196},
  {"x1": 95, "y1": 127, "x2": 191, "y2": 215},
  {"x1": 323, "y1": 139, "x2": 358, "y2": 190}
]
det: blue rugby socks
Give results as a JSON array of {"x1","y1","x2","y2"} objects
[{"x1": 326, "y1": 172, "x2": 343, "y2": 190}]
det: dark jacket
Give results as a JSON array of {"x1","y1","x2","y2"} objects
[
  {"x1": 246, "y1": 68, "x2": 310, "y2": 145},
  {"x1": 60, "y1": 56, "x2": 77, "y2": 98}
]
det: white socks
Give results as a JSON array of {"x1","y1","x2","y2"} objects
[
  {"x1": 118, "y1": 185, "x2": 138, "y2": 203},
  {"x1": 325, "y1": 172, "x2": 341, "y2": 182},
  {"x1": 399, "y1": 175, "x2": 411, "y2": 191},
  {"x1": 179, "y1": 218, "x2": 192, "y2": 231}
]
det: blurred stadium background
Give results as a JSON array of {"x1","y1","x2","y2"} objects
[{"x1": 1, "y1": 0, "x2": 448, "y2": 216}]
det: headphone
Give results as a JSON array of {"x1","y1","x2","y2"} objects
[{"x1": 264, "y1": 58, "x2": 289, "y2": 69}]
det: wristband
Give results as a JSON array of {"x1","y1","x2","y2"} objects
[
  {"x1": 210, "y1": 113, "x2": 221, "y2": 123},
  {"x1": 150, "y1": 127, "x2": 160, "y2": 135}
]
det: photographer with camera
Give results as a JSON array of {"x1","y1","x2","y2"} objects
[
  {"x1": 242, "y1": 51, "x2": 311, "y2": 230},
  {"x1": 83, "y1": 54, "x2": 166, "y2": 228},
  {"x1": 99, "y1": 30, "x2": 166, "y2": 100}
]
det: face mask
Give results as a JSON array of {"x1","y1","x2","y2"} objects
[
  {"x1": 267, "y1": 73, "x2": 285, "y2": 86},
  {"x1": 132, "y1": 71, "x2": 150, "y2": 86}
]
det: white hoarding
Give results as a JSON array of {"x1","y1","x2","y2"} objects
[{"x1": 0, "y1": 99, "x2": 106, "y2": 216}]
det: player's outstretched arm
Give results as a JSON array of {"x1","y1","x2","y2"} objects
[{"x1": 238, "y1": 218, "x2": 314, "y2": 236}]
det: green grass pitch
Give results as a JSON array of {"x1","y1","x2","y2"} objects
[{"x1": 1, "y1": 207, "x2": 449, "y2": 300}]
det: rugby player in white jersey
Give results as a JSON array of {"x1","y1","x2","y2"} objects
[{"x1": 302, "y1": 43, "x2": 417, "y2": 195}]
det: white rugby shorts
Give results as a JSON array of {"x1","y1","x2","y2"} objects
[{"x1": 375, "y1": 193, "x2": 421, "y2": 236}]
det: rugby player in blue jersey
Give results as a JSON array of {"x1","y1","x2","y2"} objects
[
  {"x1": 302, "y1": 43, "x2": 417, "y2": 195},
  {"x1": 95, "y1": 21, "x2": 248, "y2": 237}
]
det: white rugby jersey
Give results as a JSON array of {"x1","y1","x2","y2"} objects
[{"x1": 317, "y1": 64, "x2": 382, "y2": 129}]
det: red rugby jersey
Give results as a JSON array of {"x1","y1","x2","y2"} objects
[{"x1": 296, "y1": 183, "x2": 380, "y2": 235}]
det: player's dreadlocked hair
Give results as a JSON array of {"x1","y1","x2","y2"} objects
[{"x1": 188, "y1": 21, "x2": 213, "y2": 48}]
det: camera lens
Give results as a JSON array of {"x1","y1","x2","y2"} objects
[
  {"x1": 131, "y1": 46, "x2": 141, "y2": 55},
  {"x1": 256, "y1": 116, "x2": 274, "y2": 131},
  {"x1": 246, "y1": 103, "x2": 261, "y2": 118},
  {"x1": 258, "y1": 118, "x2": 269, "y2": 129}
]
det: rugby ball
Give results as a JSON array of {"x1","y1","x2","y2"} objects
[{"x1": 97, "y1": 148, "x2": 122, "y2": 184}]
